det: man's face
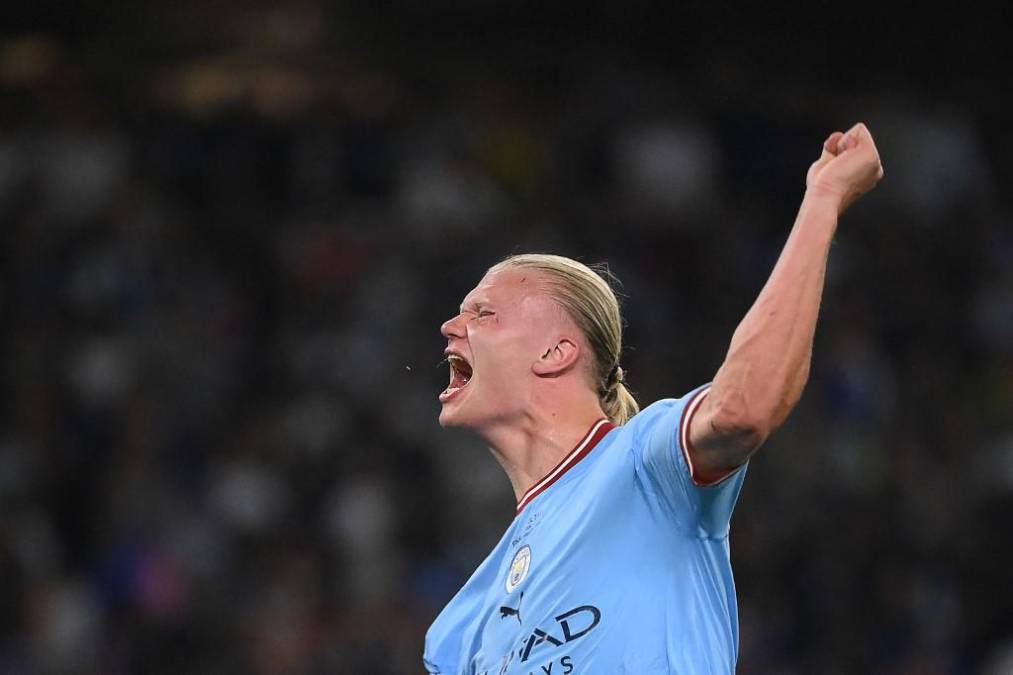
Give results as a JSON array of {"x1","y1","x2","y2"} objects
[{"x1": 439, "y1": 267, "x2": 562, "y2": 429}]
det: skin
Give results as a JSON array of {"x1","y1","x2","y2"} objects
[
  {"x1": 688, "y1": 122, "x2": 884, "y2": 482},
  {"x1": 440, "y1": 268, "x2": 607, "y2": 499},
  {"x1": 441, "y1": 122, "x2": 884, "y2": 496}
]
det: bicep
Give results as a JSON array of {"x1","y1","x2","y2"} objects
[{"x1": 687, "y1": 386, "x2": 767, "y2": 485}]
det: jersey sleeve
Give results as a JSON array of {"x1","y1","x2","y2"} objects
[{"x1": 630, "y1": 384, "x2": 748, "y2": 538}]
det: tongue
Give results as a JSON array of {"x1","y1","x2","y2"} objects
[{"x1": 451, "y1": 370, "x2": 470, "y2": 389}]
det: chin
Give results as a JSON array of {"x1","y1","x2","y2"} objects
[
  {"x1": 437, "y1": 408, "x2": 457, "y2": 428},
  {"x1": 438, "y1": 397, "x2": 485, "y2": 430},
  {"x1": 438, "y1": 382, "x2": 476, "y2": 428},
  {"x1": 438, "y1": 402, "x2": 466, "y2": 429}
]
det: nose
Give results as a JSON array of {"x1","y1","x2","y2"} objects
[{"x1": 441, "y1": 313, "x2": 466, "y2": 339}]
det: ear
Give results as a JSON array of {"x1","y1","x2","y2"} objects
[{"x1": 532, "y1": 338, "x2": 580, "y2": 378}]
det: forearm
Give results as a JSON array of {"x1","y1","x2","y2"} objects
[
  {"x1": 694, "y1": 191, "x2": 840, "y2": 462},
  {"x1": 685, "y1": 122, "x2": 881, "y2": 480}
]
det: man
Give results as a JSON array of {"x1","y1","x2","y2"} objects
[{"x1": 425, "y1": 124, "x2": 883, "y2": 673}]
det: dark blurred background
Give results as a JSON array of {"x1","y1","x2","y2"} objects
[{"x1": 0, "y1": 2, "x2": 1011, "y2": 673}]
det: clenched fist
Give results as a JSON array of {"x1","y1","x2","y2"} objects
[{"x1": 806, "y1": 122, "x2": 884, "y2": 214}]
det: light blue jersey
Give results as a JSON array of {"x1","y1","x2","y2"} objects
[{"x1": 424, "y1": 385, "x2": 748, "y2": 674}]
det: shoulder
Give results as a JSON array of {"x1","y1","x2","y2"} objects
[
  {"x1": 616, "y1": 398, "x2": 683, "y2": 439},
  {"x1": 592, "y1": 400, "x2": 681, "y2": 477},
  {"x1": 621, "y1": 385, "x2": 711, "y2": 440}
]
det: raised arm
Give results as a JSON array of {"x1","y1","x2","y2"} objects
[{"x1": 687, "y1": 123, "x2": 884, "y2": 484}]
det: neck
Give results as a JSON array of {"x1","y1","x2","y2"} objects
[{"x1": 479, "y1": 389, "x2": 608, "y2": 503}]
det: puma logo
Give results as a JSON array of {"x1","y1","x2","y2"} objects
[{"x1": 499, "y1": 592, "x2": 523, "y2": 624}]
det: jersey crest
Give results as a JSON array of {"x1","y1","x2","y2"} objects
[{"x1": 505, "y1": 545, "x2": 531, "y2": 593}]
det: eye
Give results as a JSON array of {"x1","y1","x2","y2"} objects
[{"x1": 478, "y1": 310, "x2": 495, "y2": 319}]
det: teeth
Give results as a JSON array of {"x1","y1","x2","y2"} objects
[
  {"x1": 448, "y1": 355, "x2": 471, "y2": 373},
  {"x1": 446, "y1": 354, "x2": 472, "y2": 389}
]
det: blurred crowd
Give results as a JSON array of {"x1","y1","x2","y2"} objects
[{"x1": 0, "y1": 3, "x2": 1011, "y2": 674}]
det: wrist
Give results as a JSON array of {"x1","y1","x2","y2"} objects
[
  {"x1": 796, "y1": 189, "x2": 842, "y2": 243},
  {"x1": 803, "y1": 185, "x2": 846, "y2": 214}
]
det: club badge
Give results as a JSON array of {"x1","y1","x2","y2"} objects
[{"x1": 506, "y1": 545, "x2": 531, "y2": 593}]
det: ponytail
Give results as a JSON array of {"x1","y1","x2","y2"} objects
[{"x1": 601, "y1": 366, "x2": 639, "y2": 425}]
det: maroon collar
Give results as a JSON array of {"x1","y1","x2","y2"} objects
[{"x1": 516, "y1": 419, "x2": 615, "y2": 513}]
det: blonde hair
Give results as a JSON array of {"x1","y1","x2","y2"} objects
[{"x1": 489, "y1": 253, "x2": 639, "y2": 425}]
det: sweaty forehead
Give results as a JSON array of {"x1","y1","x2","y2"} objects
[{"x1": 460, "y1": 268, "x2": 555, "y2": 315}]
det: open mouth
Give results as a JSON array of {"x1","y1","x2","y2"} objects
[{"x1": 440, "y1": 354, "x2": 473, "y2": 402}]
